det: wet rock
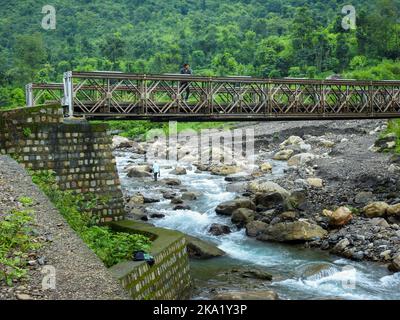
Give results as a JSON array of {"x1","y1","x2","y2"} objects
[
  {"x1": 208, "y1": 223, "x2": 231, "y2": 236},
  {"x1": 322, "y1": 207, "x2": 353, "y2": 227},
  {"x1": 288, "y1": 153, "x2": 315, "y2": 167},
  {"x1": 161, "y1": 178, "x2": 182, "y2": 186},
  {"x1": 254, "y1": 192, "x2": 285, "y2": 209},
  {"x1": 213, "y1": 290, "x2": 278, "y2": 300},
  {"x1": 169, "y1": 167, "x2": 187, "y2": 175},
  {"x1": 230, "y1": 268, "x2": 273, "y2": 281},
  {"x1": 354, "y1": 192, "x2": 374, "y2": 205},
  {"x1": 210, "y1": 165, "x2": 242, "y2": 176},
  {"x1": 173, "y1": 204, "x2": 191, "y2": 210},
  {"x1": 388, "y1": 254, "x2": 400, "y2": 272},
  {"x1": 127, "y1": 166, "x2": 152, "y2": 178},
  {"x1": 247, "y1": 181, "x2": 290, "y2": 197},
  {"x1": 215, "y1": 198, "x2": 256, "y2": 216},
  {"x1": 181, "y1": 192, "x2": 198, "y2": 201},
  {"x1": 257, "y1": 219, "x2": 327, "y2": 242},
  {"x1": 260, "y1": 162, "x2": 273, "y2": 172},
  {"x1": 332, "y1": 238, "x2": 350, "y2": 253},
  {"x1": 231, "y1": 208, "x2": 255, "y2": 226},
  {"x1": 273, "y1": 149, "x2": 294, "y2": 160},
  {"x1": 185, "y1": 235, "x2": 225, "y2": 259},
  {"x1": 161, "y1": 190, "x2": 176, "y2": 199},
  {"x1": 150, "y1": 213, "x2": 165, "y2": 219},
  {"x1": 129, "y1": 208, "x2": 148, "y2": 221},
  {"x1": 128, "y1": 193, "x2": 145, "y2": 205},
  {"x1": 363, "y1": 202, "x2": 389, "y2": 218},
  {"x1": 171, "y1": 197, "x2": 183, "y2": 204},
  {"x1": 246, "y1": 221, "x2": 268, "y2": 237},
  {"x1": 143, "y1": 196, "x2": 160, "y2": 203},
  {"x1": 112, "y1": 136, "x2": 132, "y2": 149},
  {"x1": 225, "y1": 175, "x2": 252, "y2": 182},
  {"x1": 307, "y1": 178, "x2": 323, "y2": 188}
]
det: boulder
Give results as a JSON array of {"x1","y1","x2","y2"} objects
[
  {"x1": 215, "y1": 198, "x2": 256, "y2": 216},
  {"x1": 387, "y1": 204, "x2": 400, "y2": 216},
  {"x1": 169, "y1": 167, "x2": 187, "y2": 175},
  {"x1": 362, "y1": 202, "x2": 389, "y2": 218},
  {"x1": 112, "y1": 135, "x2": 132, "y2": 149},
  {"x1": 129, "y1": 208, "x2": 148, "y2": 221},
  {"x1": 246, "y1": 221, "x2": 268, "y2": 237},
  {"x1": 260, "y1": 162, "x2": 273, "y2": 172},
  {"x1": 213, "y1": 290, "x2": 279, "y2": 300},
  {"x1": 161, "y1": 178, "x2": 182, "y2": 186},
  {"x1": 273, "y1": 149, "x2": 294, "y2": 160},
  {"x1": 173, "y1": 204, "x2": 191, "y2": 210},
  {"x1": 374, "y1": 133, "x2": 397, "y2": 151},
  {"x1": 247, "y1": 181, "x2": 290, "y2": 197},
  {"x1": 128, "y1": 193, "x2": 145, "y2": 205},
  {"x1": 208, "y1": 223, "x2": 231, "y2": 236},
  {"x1": 210, "y1": 165, "x2": 242, "y2": 176},
  {"x1": 257, "y1": 219, "x2": 327, "y2": 242},
  {"x1": 231, "y1": 208, "x2": 255, "y2": 226},
  {"x1": 171, "y1": 197, "x2": 183, "y2": 204},
  {"x1": 388, "y1": 254, "x2": 400, "y2": 272},
  {"x1": 354, "y1": 191, "x2": 374, "y2": 205},
  {"x1": 161, "y1": 190, "x2": 176, "y2": 199},
  {"x1": 370, "y1": 218, "x2": 390, "y2": 228},
  {"x1": 280, "y1": 136, "x2": 304, "y2": 148},
  {"x1": 287, "y1": 153, "x2": 315, "y2": 167},
  {"x1": 127, "y1": 166, "x2": 152, "y2": 178},
  {"x1": 185, "y1": 235, "x2": 225, "y2": 259},
  {"x1": 306, "y1": 178, "x2": 323, "y2": 188},
  {"x1": 254, "y1": 192, "x2": 285, "y2": 209},
  {"x1": 150, "y1": 213, "x2": 165, "y2": 219},
  {"x1": 332, "y1": 238, "x2": 350, "y2": 253},
  {"x1": 318, "y1": 139, "x2": 335, "y2": 148},
  {"x1": 322, "y1": 207, "x2": 353, "y2": 227},
  {"x1": 143, "y1": 196, "x2": 160, "y2": 203},
  {"x1": 181, "y1": 192, "x2": 198, "y2": 201}
]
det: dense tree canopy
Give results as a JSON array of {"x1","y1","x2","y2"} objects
[{"x1": 0, "y1": 0, "x2": 399, "y2": 107}]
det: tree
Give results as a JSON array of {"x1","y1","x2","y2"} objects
[{"x1": 100, "y1": 33, "x2": 126, "y2": 68}]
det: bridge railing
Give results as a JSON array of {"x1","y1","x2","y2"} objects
[{"x1": 26, "y1": 71, "x2": 400, "y2": 120}]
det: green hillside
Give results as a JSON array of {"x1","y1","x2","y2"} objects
[{"x1": 0, "y1": 0, "x2": 399, "y2": 108}]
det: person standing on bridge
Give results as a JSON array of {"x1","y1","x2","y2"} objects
[
  {"x1": 180, "y1": 63, "x2": 192, "y2": 101},
  {"x1": 152, "y1": 161, "x2": 160, "y2": 182}
]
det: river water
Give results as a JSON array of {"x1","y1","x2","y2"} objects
[{"x1": 115, "y1": 151, "x2": 400, "y2": 300}]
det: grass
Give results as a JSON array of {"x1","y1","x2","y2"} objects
[
  {"x1": 91, "y1": 120, "x2": 235, "y2": 140},
  {"x1": 0, "y1": 198, "x2": 41, "y2": 286},
  {"x1": 382, "y1": 120, "x2": 400, "y2": 154},
  {"x1": 30, "y1": 170, "x2": 151, "y2": 268}
]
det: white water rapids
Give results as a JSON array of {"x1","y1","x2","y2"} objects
[{"x1": 115, "y1": 151, "x2": 400, "y2": 300}]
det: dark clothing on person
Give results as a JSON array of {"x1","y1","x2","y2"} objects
[{"x1": 180, "y1": 67, "x2": 193, "y2": 100}]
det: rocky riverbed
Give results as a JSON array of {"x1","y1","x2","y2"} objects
[{"x1": 113, "y1": 119, "x2": 400, "y2": 300}]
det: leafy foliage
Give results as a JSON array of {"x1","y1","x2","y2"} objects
[
  {"x1": 0, "y1": 0, "x2": 399, "y2": 108},
  {"x1": 30, "y1": 170, "x2": 151, "y2": 267},
  {"x1": 0, "y1": 207, "x2": 41, "y2": 286}
]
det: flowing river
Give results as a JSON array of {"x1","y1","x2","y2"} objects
[{"x1": 115, "y1": 151, "x2": 400, "y2": 300}]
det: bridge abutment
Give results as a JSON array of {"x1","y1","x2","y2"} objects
[{"x1": 0, "y1": 104, "x2": 125, "y2": 222}]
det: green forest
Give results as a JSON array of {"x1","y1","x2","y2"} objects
[{"x1": 0, "y1": 0, "x2": 399, "y2": 108}]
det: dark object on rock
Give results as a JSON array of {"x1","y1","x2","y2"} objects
[
  {"x1": 208, "y1": 223, "x2": 231, "y2": 236},
  {"x1": 150, "y1": 213, "x2": 165, "y2": 219},
  {"x1": 173, "y1": 204, "x2": 191, "y2": 210},
  {"x1": 133, "y1": 250, "x2": 155, "y2": 266},
  {"x1": 143, "y1": 196, "x2": 160, "y2": 203}
]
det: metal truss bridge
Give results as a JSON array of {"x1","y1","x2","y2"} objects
[{"x1": 26, "y1": 71, "x2": 400, "y2": 121}]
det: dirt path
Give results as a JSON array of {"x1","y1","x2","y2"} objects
[{"x1": 0, "y1": 155, "x2": 129, "y2": 300}]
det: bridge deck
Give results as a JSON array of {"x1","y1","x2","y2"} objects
[{"x1": 26, "y1": 71, "x2": 400, "y2": 121}]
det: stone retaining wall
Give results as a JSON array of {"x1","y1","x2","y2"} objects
[
  {"x1": 109, "y1": 220, "x2": 192, "y2": 300},
  {"x1": 0, "y1": 105, "x2": 125, "y2": 222}
]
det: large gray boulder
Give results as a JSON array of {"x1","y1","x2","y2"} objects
[
  {"x1": 185, "y1": 235, "x2": 225, "y2": 259},
  {"x1": 246, "y1": 221, "x2": 268, "y2": 237},
  {"x1": 231, "y1": 208, "x2": 255, "y2": 226},
  {"x1": 257, "y1": 219, "x2": 327, "y2": 242},
  {"x1": 215, "y1": 198, "x2": 256, "y2": 216}
]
